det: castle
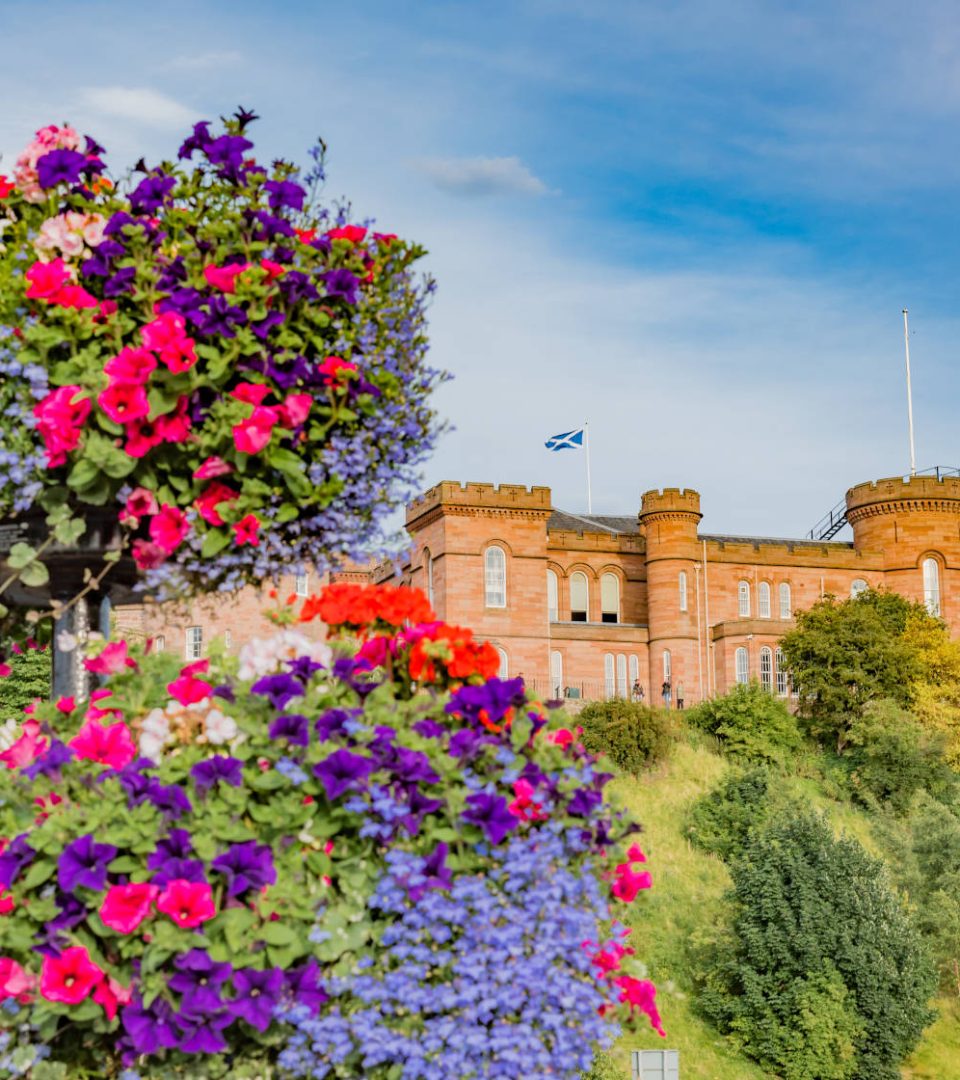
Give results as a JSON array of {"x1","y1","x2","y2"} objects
[{"x1": 119, "y1": 469, "x2": 960, "y2": 706}]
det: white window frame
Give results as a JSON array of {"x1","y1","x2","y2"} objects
[
  {"x1": 601, "y1": 573, "x2": 620, "y2": 624},
  {"x1": 153, "y1": 634, "x2": 165, "y2": 653},
  {"x1": 546, "y1": 569, "x2": 558, "y2": 622},
  {"x1": 923, "y1": 558, "x2": 941, "y2": 616},
  {"x1": 484, "y1": 546, "x2": 506, "y2": 608},
  {"x1": 570, "y1": 572, "x2": 589, "y2": 622},
  {"x1": 423, "y1": 549, "x2": 434, "y2": 609},
  {"x1": 550, "y1": 650, "x2": 563, "y2": 697},
  {"x1": 604, "y1": 653, "x2": 616, "y2": 699},
  {"x1": 662, "y1": 649, "x2": 672, "y2": 680},
  {"x1": 759, "y1": 646, "x2": 773, "y2": 690},
  {"x1": 758, "y1": 581, "x2": 771, "y2": 619},
  {"x1": 779, "y1": 582, "x2": 792, "y2": 618},
  {"x1": 495, "y1": 646, "x2": 508, "y2": 679},
  {"x1": 850, "y1": 578, "x2": 868, "y2": 599},
  {"x1": 295, "y1": 572, "x2": 309, "y2": 597},
  {"x1": 679, "y1": 570, "x2": 688, "y2": 612},
  {"x1": 735, "y1": 646, "x2": 749, "y2": 684},
  {"x1": 738, "y1": 580, "x2": 750, "y2": 618},
  {"x1": 616, "y1": 654, "x2": 628, "y2": 698},
  {"x1": 223, "y1": 630, "x2": 232, "y2": 652},
  {"x1": 629, "y1": 654, "x2": 639, "y2": 687},
  {"x1": 775, "y1": 646, "x2": 788, "y2": 696},
  {"x1": 186, "y1": 626, "x2": 203, "y2": 661}
]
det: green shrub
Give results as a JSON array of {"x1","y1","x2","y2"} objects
[
  {"x1": 579, "y1": 1050, "x2": 623, "y2": 1080},
  {"x1": 845, "y1": 699, "x2": 951, "y2": 813},
  {"x1": 685, "y1": 682, "x2": 802, "y2": 765},
  {"x1": 0, "y1": 646, "x2": 50, "y2": 722},
  {"x1": 685, "y1": 766, "x2": 786, "y2": 860},
  {"x1": 578, "y1": 699, "x2": 673, "y2": 774},
  {"x1": 700, "y1": 812, "x2": 936, "y2": 1080}
]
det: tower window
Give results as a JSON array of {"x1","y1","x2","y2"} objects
[
  {"x1": 923, "y1": 558, "x2": 941, "y2": 616},
  {"x1": 679, "y1": 571, "x2": 688, "y2": 613},
  {"x1": 758, "y1": 581, "x2": 771, "y2": 619},
  {"x1": 484, "y1": 546, "x2": 506, "y2": 608},
  {"x1": 547, "y1": 569, "x2": 558, "y2": 622},
  {"x1": 738, "y1": 580, "x2": 750, "y2": 618}
]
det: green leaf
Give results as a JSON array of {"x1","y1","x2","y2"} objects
[
  {"x1": 6, "y1": 542, "x2": 36, "y2": 569},
  {"x1": 260, "y1": 922, "x2": 297, "y2": 947},
  {"x1": 21, "y1": 859, "x2": 54, "y2": 889},
  {"x1": 53, "y1": 517, "x2": 86, "y2": 545},
  {"x1": 19, "y1": 561, "x2": 50, "y2": 588},
  {"x1": 275, "y1": 503, "x2": 300, "y2": 524},
  {"x1": 201, "y1": 529, "x2": 231, "y2": 558},
  {"x1": 66, "y1": 458, "x2": 99, "y2": 491}
]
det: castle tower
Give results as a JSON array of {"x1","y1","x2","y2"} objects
[
  {"x1": 639, "y1": 489, "x2": 703, "y2": 702},
  {"x1": 846, "y1": 473, "x2": 960, "y2": 623}
]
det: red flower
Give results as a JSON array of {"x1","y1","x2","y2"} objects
[
  {"x1": 93, "y1": 975, "x2": 132, "y2": 1020},
  {"x1": 33, "y1": 385, "x2": 90, "y2": 467},
  {"x1": 154, "y1": 397, "x2": 192, "y2": 443},
  {"x1": 203, "y1": 262, "x2": 248, "y2": 293},
  {"x1": 149, "y1": 504, "x2": 189, "y2": 554},
  {"x1": 508, "y1": 779, "x2": 548, "y2": 822},
  {"x1": 123, "y1": 418, "x2": 164, "y2": 458},
  {"x1": 294, "y1": 227, "x2": 317, "y2": 243},
  {"x1": 0, "y1": 958, "x2": 34, "y2": 1001},
  {"x1": 233, "y1": 406, "x2": 278, "y2": 454},
  {"x1": 193, "y1": 455, "x2": 233, "y2": 480},
  {"x1": 546, "y1": 728, "x2": 575, "y2": 749},
  {"x1": 0, "y1": 176, "x2": 14, "y2": 198},
  {"x1": 233, "y1": 513, "x2": 260, "y2": 546},
  {"x1": 0, "y1": 720, "x2": 47, "y2": 770},
  {"x1": 40, "y1": 947, "x2": 103, "y2": 1005},
  {"x1": 613, "y1": 975, "x2": 665, "y2": 1037},
  {"x1": 104, "y1": 346, "x2": 156, "y2": 384},
  {"x1": 55, "y1": 696, "x2": 75, "y2": 714},
  {"x1": 277, "y1": 393, "x2": 312, "y2": 429},
  {"x1": 25, "y1": 258, "x2": 71, "y2": 300},
  {"x1": 0, "y1": 891, "x2": 15, "y2": 916},
  {"x1": 318, "y1": 355, "x2": 357, "y2": 385},
  {"x1": 157, "y1": 879, "x2": 216, "y2": 928},
  {"x1": 230, "y1": 382, "x2": 272, "y2": 406},
  {"x1": 195, "y1": 482, "x2": 239, "y2": 526},
  {"x1": 50, "y1": 284, "x2": 99, "y2": 310},
  {"x1": 373, "y1": 231, "x2": 398, "y2": 246},
  {"x1": 167, "y1": 673, "x2": 213, "y2": 706},
  {"x1": 326, "y1": 225, "x2": 367, "y2": 243},
  {"x1": 99, "y1": 882, "x2": 159, "y2": 934},
  {"x1": 98, "y1": 382, "x2": 150, "y2": 424},
  {"x1": 123, "y1": 487, "x2": 159, "y2": 521},
  {"x1": 131, "y1": 539, "x2": 167, "y2": 569},
  {"x1": 84, "y1": 641, "x2": 136, "y2": 675},
  {"x1": 260, "y1": 258, "x2": 286, "y2": 282},
  {"x1": 181, "y1": 658, "x2": 209, "y2": 677}
]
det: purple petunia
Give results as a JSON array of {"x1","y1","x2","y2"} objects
[
  {"x1": 121, "y1": 995, "x2": 180, "y2": 1054},
  {"x1": 211, "y1": 841, "x2": 275, "y2": 897},
  {"x1": 314, "y1": 749, "x2": 375, "y2": 801},
  {"x1": 268, "y1": 713, "x2": 309, "y2": 746},
  {"x1": 406, "y1": 842, "x2": 454, "y2": 902},
  {"x1": 391, "y1": 747, "x2": 440, "y2": 786},
  {"x1": 264, "y1": 179, "x2": 305, "y2": 212},
  {"x1": 178, "y1": 121, "x2": 213, "y2": 160},
  {"x1": 197, "y1": 295, "x2": 247, "y2": 338},
  {"x1": 36, "y1": 148, "x2": 87, "y2": 189},
  {"x1": 150, "y1": 857, "x2": 207, "y2": 887},
  {"x1": 252, "y1": 310, "x2": 285, "y2": 340},
  {"x1": 398, "y1": 787, "x2": 445, "y2": 836},
  {"x1": 412, "y1": 719, "x2": 445, "y2": 739},
  {"x1": 129, "y1": 172, "x2": 176, "y2": 214},
  {"x1": 314, "y1": 708, "x2": 355, "y2": 742},
  {"x1": 447, "y1": 677, "x2": 526, "y2": 729},
  {"x1": 57, "y1": 834, "x2": 117, "y2": 893},
  {"x1": 567, "y1": 788, "x2": 603, "y2": 818},
  {"x1": 321, "y1": 268, "x2": 360, "y2": 305},
  {"x1": 191, "y1": 756, "x2": 244, "y2": 793},
  {"x1": 22, "y1": 739, "x2": 73, "y2": 779},
  {"x1": 169, "y1": 949, "x2": 232, "y2": 1011},
  {"x1": 230, "y1": 966, "x2": 284, "y2": 1031},
  {"x1": 204, "y1": 133, "x2": 253, "y2": 176},
  {"x1": 284, "y1": 958, "x2": 327, "y2": 1013},
  {"x1": 252, "y1": 673, "x2": 304, "y2": 711},
  {"x1": 461, "y1": 793, "x2": 517, "y2": 845},
  {"x1": 175, "y1": 1004, "x2": 233, "y2": 1054}
]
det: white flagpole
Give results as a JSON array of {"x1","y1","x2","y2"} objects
[
  {"x1": 584, "y1": 421, "x2": 593, "y2": 513},
  {"x1": 902, "y1": 309, "x2": 917, "y2": 476}
]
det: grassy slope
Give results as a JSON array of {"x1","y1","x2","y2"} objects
[{"x1": 595, "y1": 734, "x2": 959, "y2": 1080}]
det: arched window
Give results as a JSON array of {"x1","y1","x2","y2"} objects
[
  {"x1": 495, "y1": 646, "x2": 508, "y2": 679},
  {"x1": 484, "y1": 546, "x2": 506, "y2": 608},
  {"x1": 604, "y1": 653, "x2": 615, "y2": 698},
  {"x1": 662, "y1": 649, "x2": 672, "y2": 680},
  {"x1": 775, "y1": 646, "x2": 787, "y2": 696},
  {"x1": 679, "y1": 570, "x2": 688, "y2": 612},
  {"x1": 422, "y1": 548, "x2": 434, "y2": 609},
  {"x1": 779, "y1": 582, "x2": 792, "y2": 618},
  {"x1": 923, "y1": 558, "x2": 941, "y2": 616},
  {"x1": 570, "y1": 572, "x2": 589, "y2": 622},
  {"x1": 735, "y1": 646, "x2": 749, "y2": 684},
  {"x1": 601, "y1": 573, "x2": 620, "y2": 624},
  {"x1": 738, "y1": 580, "x2": 750, "y2": 617},
  {"x1": 758, "y1": 581, "x2": 771, "y2": 619},
  {"x1": 629, "y1": 655, "x2": 639, "y2": 686},
  {"x1": 759, "y1": 646, "x2": 773, "y2": 690},
  {"x1": 550, "y1": 650, "x2": 563, "y2": 697},
  {"x1": 850, "y1": 578, "x2": 868, "y2": 599},
  {"x1": 616, "y1": 654, "x2": 628, "y2": 698},
  {"x1": 546, "y1": 569, "x2": 559, "y2": 622}
]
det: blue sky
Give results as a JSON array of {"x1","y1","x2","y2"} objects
[{"x1": 3, "y1": 0, "x2": 960, "y2": 538}]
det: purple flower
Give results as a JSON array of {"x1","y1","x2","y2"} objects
[
  {"x1": 264, "y1": 179, "x2": 305, "y2": 212},
  {"x1": 47, "y1": 892, "x2": 86, "y2": 933},
  {"x1": 322, "y1": 268, "x2": 360, "y2": 305},
  {"x1": 211, "y1": 841, "x2": 275, "y2": 897},
  {"x1": 391, "y1": 747, "x2": 440, "y2": 786},
  {"x1": 407, "y1": 843, "x2": 453, "y2": 901},
  {"x1": 169, "y1": 949, "x2": 232, "y2": 1011},
  {"x1": 121, "y1": 773, "x2": 191, "y2": 817},
  {"x1": 204, "y1": 133, "x2": 253, "y2": 177},
  {"x1": 158, "y1": 287, "x2": 206, "y2": 324},
  {"x1": 447, "y1": 677, "x2": 526, "y2": 729},
  {"x1": 191, "y1": 756, "x2": 244, "y2": 793},
  {"x1": 230, "y1": 966, "x2": 283, "y2": 1031},
  {"x1": 151, "y1": 858, "x2": 207, "y2": 886},
  {"x1": 284, "y1": 958, "x2": 327, "y2": 1013},
  {"x1": 213, "y1": 683, "x2": 236, "y2": 704},
  {"x1": 23, "y1": 739, "x2": 72, "y2": 779},
  {"x1": 252, "y1": 673, "x2": 304, "y2": 710},
  {"x1": 268, "y1": 713, "x2": 309, "y2": 746},
  {"x1": 103, "y1": 266, "x2": 137, "y2": 297},
  {"x1": 58, "y1": 834, "x2": 117, "y2": 893},
  {"x1": 412, "y1": 719, "x2": 445, "y2": 739},
  {"x1": 249, "y1": 209, "x2": 295, "y2": 240},
  {"x1": 150, "y1": 829, "x2": 193, "y2": 863},
  {"x1": 314, "y1": 749, "x2": 375, "y2": 800},
  {"x1": 287, "y1": 655, "x2": 325, "y2": 682},
  {"x1": 449, "y1": 728, "x2": 495, "y2": 762},
  {"x1": 252, "y1": 310, "x2": 285, "y2": 340},
  {"x1": 368, "y1": 725, "x2": 398, "y2": 765},
  {"x1": 398, "y1": 787, "x2": 444, "y2": 836},
  {"x1": 197, "y1": 295, "x2": 247, "y2": 338},
  {"x1": 277, "y1": 270, "x2": 318, "y2": 304},
  {"x1": 178, "y1": 121, "x2": 213, "y2": 160},
  {"x1": 462, "y1": 793, "x2": 517, "y2": 845},
  {"x1": 314, "y1": 708, "x2": 354, "y2": 742},
  {"x1": 121, "y1": 995, "x2": 180, "y2": 1054},
  {"x1": 567, "y1": 788, "x2": 603, "y2": 817},
  {"x1": 129, "y1": 173, "x2": 176, "y2": 214},
  {"x1": 36, "y1": 148, "x2": 87, "y2": 189},
  {"x1": 175, "y1": 1004, "x2": 233, "y2": 1054}
]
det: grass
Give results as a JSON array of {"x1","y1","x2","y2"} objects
[{"x1": 589, "y1": 728, "x2": 959, "y2": 1079}]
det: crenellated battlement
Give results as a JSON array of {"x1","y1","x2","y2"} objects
[
  {"x1": 406, "y1": 481, "x2": 553, "y2": 529},
  {"x1": 639, "y1": 487, "x2": 702, "y2": 523},
  {"x1": 846, "y1": 474, "x2": 960, "y2": 523}
]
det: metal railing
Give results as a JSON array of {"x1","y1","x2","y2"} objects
[{"x1": 806, "y1": 497, "x2": 848, "y2": 541}]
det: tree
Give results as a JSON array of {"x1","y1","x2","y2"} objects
[
  {"x1": 0, "y1": 647, "x2": 50, "y2": 722},
  {"x1": 700, "y1": 812, "x2": 936, "y2": 1080},
  {"x1": 685, "y1": 681, "x2": 801, "y2": 765},
  {"x1": 902, "y1": 611, "x2": 960, "y2": 767}
]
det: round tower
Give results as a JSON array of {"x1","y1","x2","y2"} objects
[
  {"x1": 639, "y1": 488, "x2": 702, "y2": 703},
  {"x1": 846, "y1": 472, "x2": 960, "y2": 620}
]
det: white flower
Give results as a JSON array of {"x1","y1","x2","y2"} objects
[
  {"x1": 237, "y1": 629, "x2": 331, "y2": 681},
  {"x1": 56, "y1": 631, "x2": 77, "y2": 653},
  {"x1": 139, "y1": 732, "x2": 167, "y2": 760},
  {"x1": 204, "y1": 708, "x2": 238, "y2": 745}
]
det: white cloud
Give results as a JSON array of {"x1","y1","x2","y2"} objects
[
  {"x1": 415, "y1": 155, "x2": 550, "y2": 196},
  {"x1": 78, "y1": 87, "x2": 198, "y2": 129}
]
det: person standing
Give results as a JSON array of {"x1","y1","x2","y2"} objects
[
  {"x1": 676, "y1": 681, "x2": 684, "y2": 710},
  {"x1": 661, "y1": 679, "x2": 672, "y2": 708},
  {"x1": 632, "y1": 680, "x2": 644, "y2": 703}
]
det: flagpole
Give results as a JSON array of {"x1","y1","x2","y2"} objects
[
  {"x1": 903, "y1": 308, "x2": 917, "y2": 476},
  {"x1": 584, "y1": 421, "x2": 593, "y2": 513}
]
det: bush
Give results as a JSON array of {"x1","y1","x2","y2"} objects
[
  {"x1": 845, "y1": 699, "x2": 951, "y2": 814},
  {"x1": 699, "y1": 812, "x2": 936, "y2": 1080},
  {"x1": 0, "y1": 647, "x2": 50, "y2": 723},
  {"x1": 685, "y1": 766, "x2": 786, "y2": 861},
  {"x1": 578, "y1": 699, "x2": 673, "y2": 774},
  {"x1": 579, "y1": 1050, "x2": 624, "y2": 1080},
  {"x1": 685, "y1": 682, "x2": 801, "y2": 765}
]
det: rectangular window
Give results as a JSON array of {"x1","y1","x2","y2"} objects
[
  {"x1": 484, "y1": 548, "x2": 506, "y2": 608},
  {"x1": 758, "y1": 583, "x2": 771, "y2": 619},
  {"x1": 295, "y1": 573, "x2": 309, "y2": 597},
  {"x1": 186, "y1": 626, "x2": 203, "y2": 661},
  {"x1": 738, "y1": 581, "x2": 750, "y2": 618},
  {"x1": 735, "y1": 646, "x2": 749, "y2": 684},
  {"x1": 779, "y1": 583, "x2": 792, "y2": 619},
  {"x1": 603, "y1": 654, "x2": 615, "y2": 699},
  {"x1": 153, "y1": 634, "x2": 165, "y2": 653},
  {"x1": 760, "y1": 647, "x2": 773, "y2": 690},
  {"x1": 679, "y1": 571, "x2": 688, "y2": 612},
  {"x1": 775, "y1": 647, "x2": 788, "y2": 696},
  {"x1": 547, "y1": 571, "x2": 558, "y2": 622},
  {"x1": 616, "y1": 654, "x2": 628, "y2": 698}
]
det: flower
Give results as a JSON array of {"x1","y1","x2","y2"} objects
[
  {"x1": 313, "y1": 749, "x2": 376, "y2": 800},
  {"x1": 268, "y1": 712, "x2": 309, "y2": 745},
  {"x1": 168, "y1": 948, "x2": 232, "y2": 1011},
  {"x1": 0, "y1": 720, "x2": 48, "y2": 769},
  {"x1": 461, "y1": 792, "x2": 517, "y2": 845},
  {"x1": 277, "y1": 393, "x2": 312, "y2": 428},
  {"x1": 104, "y1": 346, "x2": 156, "y2": 384},
  {"x1": 33, "y1": 385, "x2": 90, "y2": 466},
  {"x1": 25, "y1": 260, "x2": 76, "y2": 301},
  {"x1": 149, "y1": 504, "x2": 189, "y2": 554},
  {"x1": 176, "y1": 1005, "x2": 233, "y2": 1054},
  {"x1": 124, "y1": 486, "x2": 159, "y2": 520},
  {"x1": 0, "y1": 958, "x2": 34, "y2": 1000},
  {"x1": 0, "y1": 836, "x2": 35, "y2": 889},
  {"x1": 69, "y1": 720, "x2": 137, "y2": 771},
  {"x1": 168, "y1": 672, "x2": 214, "y2": 706},
  {"x1": 211, "y1": 841, "x2": 276, "y2": 898},
  {"x1": 193, "y1": 456, "x2": 233, "y2": 480},
  {"x1": 58, "y1": 833, "x2": 118, "y2": 892},
  {"x1": 36, "y1": 148, "x2": 88, "y2": 189},
  {"x1": 614, "y1": 975, "x2": 665, "y2": 1037},
  {"x1": 326, "y1": 224, "x2": 367, "y2": 243},
  {"x1": 98, "y1": 381, "x2": 150, "y2": 424},
  {"x1": 203, "y1": 262, "x2": 248, "y2": 292},
  {"x1": 99, "y1": 882, "x2": 159, "y2": 933},
  {"x1": 195, "y1": 482, "x2": 239, "y2": 526},
  {"x1": 93, "y1": 975, "x2": 133, "y2": 1020},
  {"x1": 233, "y1": 513, "x2": 261, "y2": 546},
  {"x1": 190, "y1": 755, "x2": 243, "y2": 793},
  {"x1": 132, "y1": 539, "x2": 167, "y2": 569},
  {"x1": 121, "y1": 994, "x2": 180, "y2": 1054},
  {"x1": 204, "y1": 707, "x2": 238, "y2": 744},
  {"x1": 156, "y1": 879, "x2": 216, "y2": 928},
  {"x1": 318, "y1": 355, "x2": 357, "y2": 385},
  {"x1": 83, "y1": 640, "x2": 136, "y2": 675},
  {"x1": 230, "y1": 967, "x2": 283, "y2": 1031},
  {"x1": 252, "y1": 673, "x2": 304, "y2": 710},
  {"x1": 40, "y1": 946, "x2": 104, "y2": 1005},
  {"x1": 232, "y1": 406, "x2": 278, "y2": 454}
]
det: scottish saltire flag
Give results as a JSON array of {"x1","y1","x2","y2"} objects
[{"x1": 545, "y1": 428, "x2": 584, "y2": 451}]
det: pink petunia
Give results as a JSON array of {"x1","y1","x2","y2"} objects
[
  {"x1": 141, "y1": 311, "x2": 187, "y2": 352},
  {"x1": 0, "y1": 720, "x2": 48, "y2": 770},
  {"x1": 124, "y1": 487, "x2": 159, "y2": 521},
  {"x1": 98, "y1": 382, "x2": 150, "y2": 425},
  {"x1": 50, "y1": 284, "x2": 99, "y2": 310},
  {"x1": 131, "y1": 539, "x2": 167, "y2": 570},
  {"x1": 25, "y1": 258, "x2": 71, "y2": 299},
  {"x1": 0, "y1": 958, "x2": 34, "y2": 1001},
  {"x1": 232, "y1": 406, "x2": 278, "y2": 454},
  {"x1": 33, "y1": 385, "x2": 90, "y2": 467},
  {"x1": 93, "y1": 975, "x2": 133, "y2": 1020},
  {"x1": 230, "y1": 382, "x2": 271, "y2": 406},
  {"x1": 69, "y1": 719, "x2": 137, "y2": 771},
  {"x1": 203, "y1": 262, "x2": 248, "y2": 293},
  {"x1": 83, "y1": 641, "x2": 136, "y2": 675},
  {"x1": 277, "y1": 393, "x2": 312, "y2": 429},
  {"x1": 193, "y1": 456, "x2": 233, "y2": 480},
  {"x1": 233, "y1": 513, "x2": 260, "y2": 547},
  {"x1": 149, "y1": 505, "x2": 189, "y2": 554},
  {"x1": 156, "y1": 879, "x2": 216, "y2": 928},
  {"x1": 104, "y1": 346, "x2": 157, "y2": 384},
  {"x1": 195, "y1": 482, "x2": 239, "y2": 526},
  {"x1": 40, "y1": 947, "x2": 103, "y2": 1006},
  {"x1": 167, "y1": 673, "x2": 213, "y2": 706},
  {"x1": 318, "y1": 355, "x2": 357, "y2": 385},
  {"x1": 99, "y1": 882, "x2": 159, "y2": 934}
]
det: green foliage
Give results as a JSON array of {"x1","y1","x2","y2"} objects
[
  {"x1": 685, "y1": 682, "x2": 801, "y2": 765},
  {"x1": 844, "y1": 699, "x2": 952, "y2": 813},
  {"x1": 0, "y1": 647, "x2": 50, "y2": 720},
  {"x1": 579, "y1": 1050, "x2": 624, "y2": 1080},
  {"x1": 780, "y1": 588, "x2": 929, "y2": 751},
  {"x1": 577, "y1": 699, "x2": 673, "y2": 774},
  {"x1": 699, "y1": 811, "x2": 937, "y2": 1080},
  {"x1": 685, "y1": 766, "x2": 788, "y2": 860}
]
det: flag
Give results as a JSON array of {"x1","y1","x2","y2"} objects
[{"x1": 544, "y1": 428, "x2": 584, "y2": 451}]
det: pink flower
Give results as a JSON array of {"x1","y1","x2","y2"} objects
[
  {"x1": 104, "y1": 346, "x2": 156, "y2": 384},
  {"x1": 83, "y1": 641, "x2": 136, "y2": 675},
  {"x1": 69, "y1": 719, "x2": 136, "y2": 771},
  {"x1": 626, "y1": 844, "x2": 647, "y2": 864},
  {"x1": 0, "y1": 663, "x2": 10, "y2": 679},
  {"x1": 99, "y1": 882, "x2": 159, "y2": 934},
  {"x1": 611, "y1": 862, "x2": 652, "y2": 903},
  {"x1": 195, "y1": 482, "x2": 239, "y2": 526},
  {"x1": 167, "y1": 674, "x2": 213, "y2": 706},
  {"x1": 25, "y1": 258, "x2": 71, "y2": 299},
  {"x1": 194, "y1": 456, "x2": 233, "y2": 480},
  {"x1": 546, "y1": 728, "x2": 574, "y2": 749},
  {"x1": 0, "y1": 891, "x2": 15, "y2": 916},
  {"x1": 260, "y1": 258, "x2": 285, "y2": 281},
  {"x1": 181, "y1": 658, "x2": 210, "y2": 677},
  {"x1": 203, "y1": 262, "x2": 248, "y2": 293},
  {"x1": 124, "y1": 487, "x2": 158, "y2": 521},
  {"x1": 326, "y1": 225, "x2": 367, "y2": 243},
  {"x1": 507, "y1": 778, "x2": 548, "y2": 822},
  {"x1": 98, "y1": 382, "x2": 150, "y2": 424},
  {"x1": 278, "y1": 393, "x2": 312, "y2": 428},
  {"x1": 232, "y1": 406, "x2": 278, "y2": 454},
  {"x1": 318, "y1": 355, "x2": 357, "y2": 385},
  {"x1": 157, "y1": 334, "x2": 197, "y2": 373},
  {"x1": 614, "y1": 975, "x2": 665, "y2": 1037},
  {"x1": 149, "y1": 505, "x2": 189, "y2": 554},
  {"x1": 231, "y1": 382, "x2": 271, "y2": 406},
  {"x1": 41, "y1": 947, "x2": 103, "y2": 1006},
  {"x1": 0, "y1": 958, "x2": 34, "y2": 1001},
  {"x1": 93, "y1": 975, "x2": 132, "y2": 1020},
  {"x1": 33, "y1": 386, "x2": 90, "y2": 467},
  {"x1": 154, "y1": 397, "x2": 192, "y2": 443},
  {"x1": 50, "y1": 284, "x2": 99, "y2": 310},
  {"x1": 55, "y1": 696, "x2": 75, "y2": 714},
  {"x1": 0, "y1": 721, "x2": 47, "y2": 770},
  {"x1": 131, "y1": 539, "x2": 167, "y2": 570},
  {"x1": 157, "y1": 879, "x2": 216, "y2": 928},
  {"x1": 141, "y1": 311, "x2": 186, "y2": 352},
  {"x1": 123, "y1": 418, "x2": 164, "y2": 459},
  {"x1": 233, "y1": 513, "x2": 260, "y2": 547}
]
